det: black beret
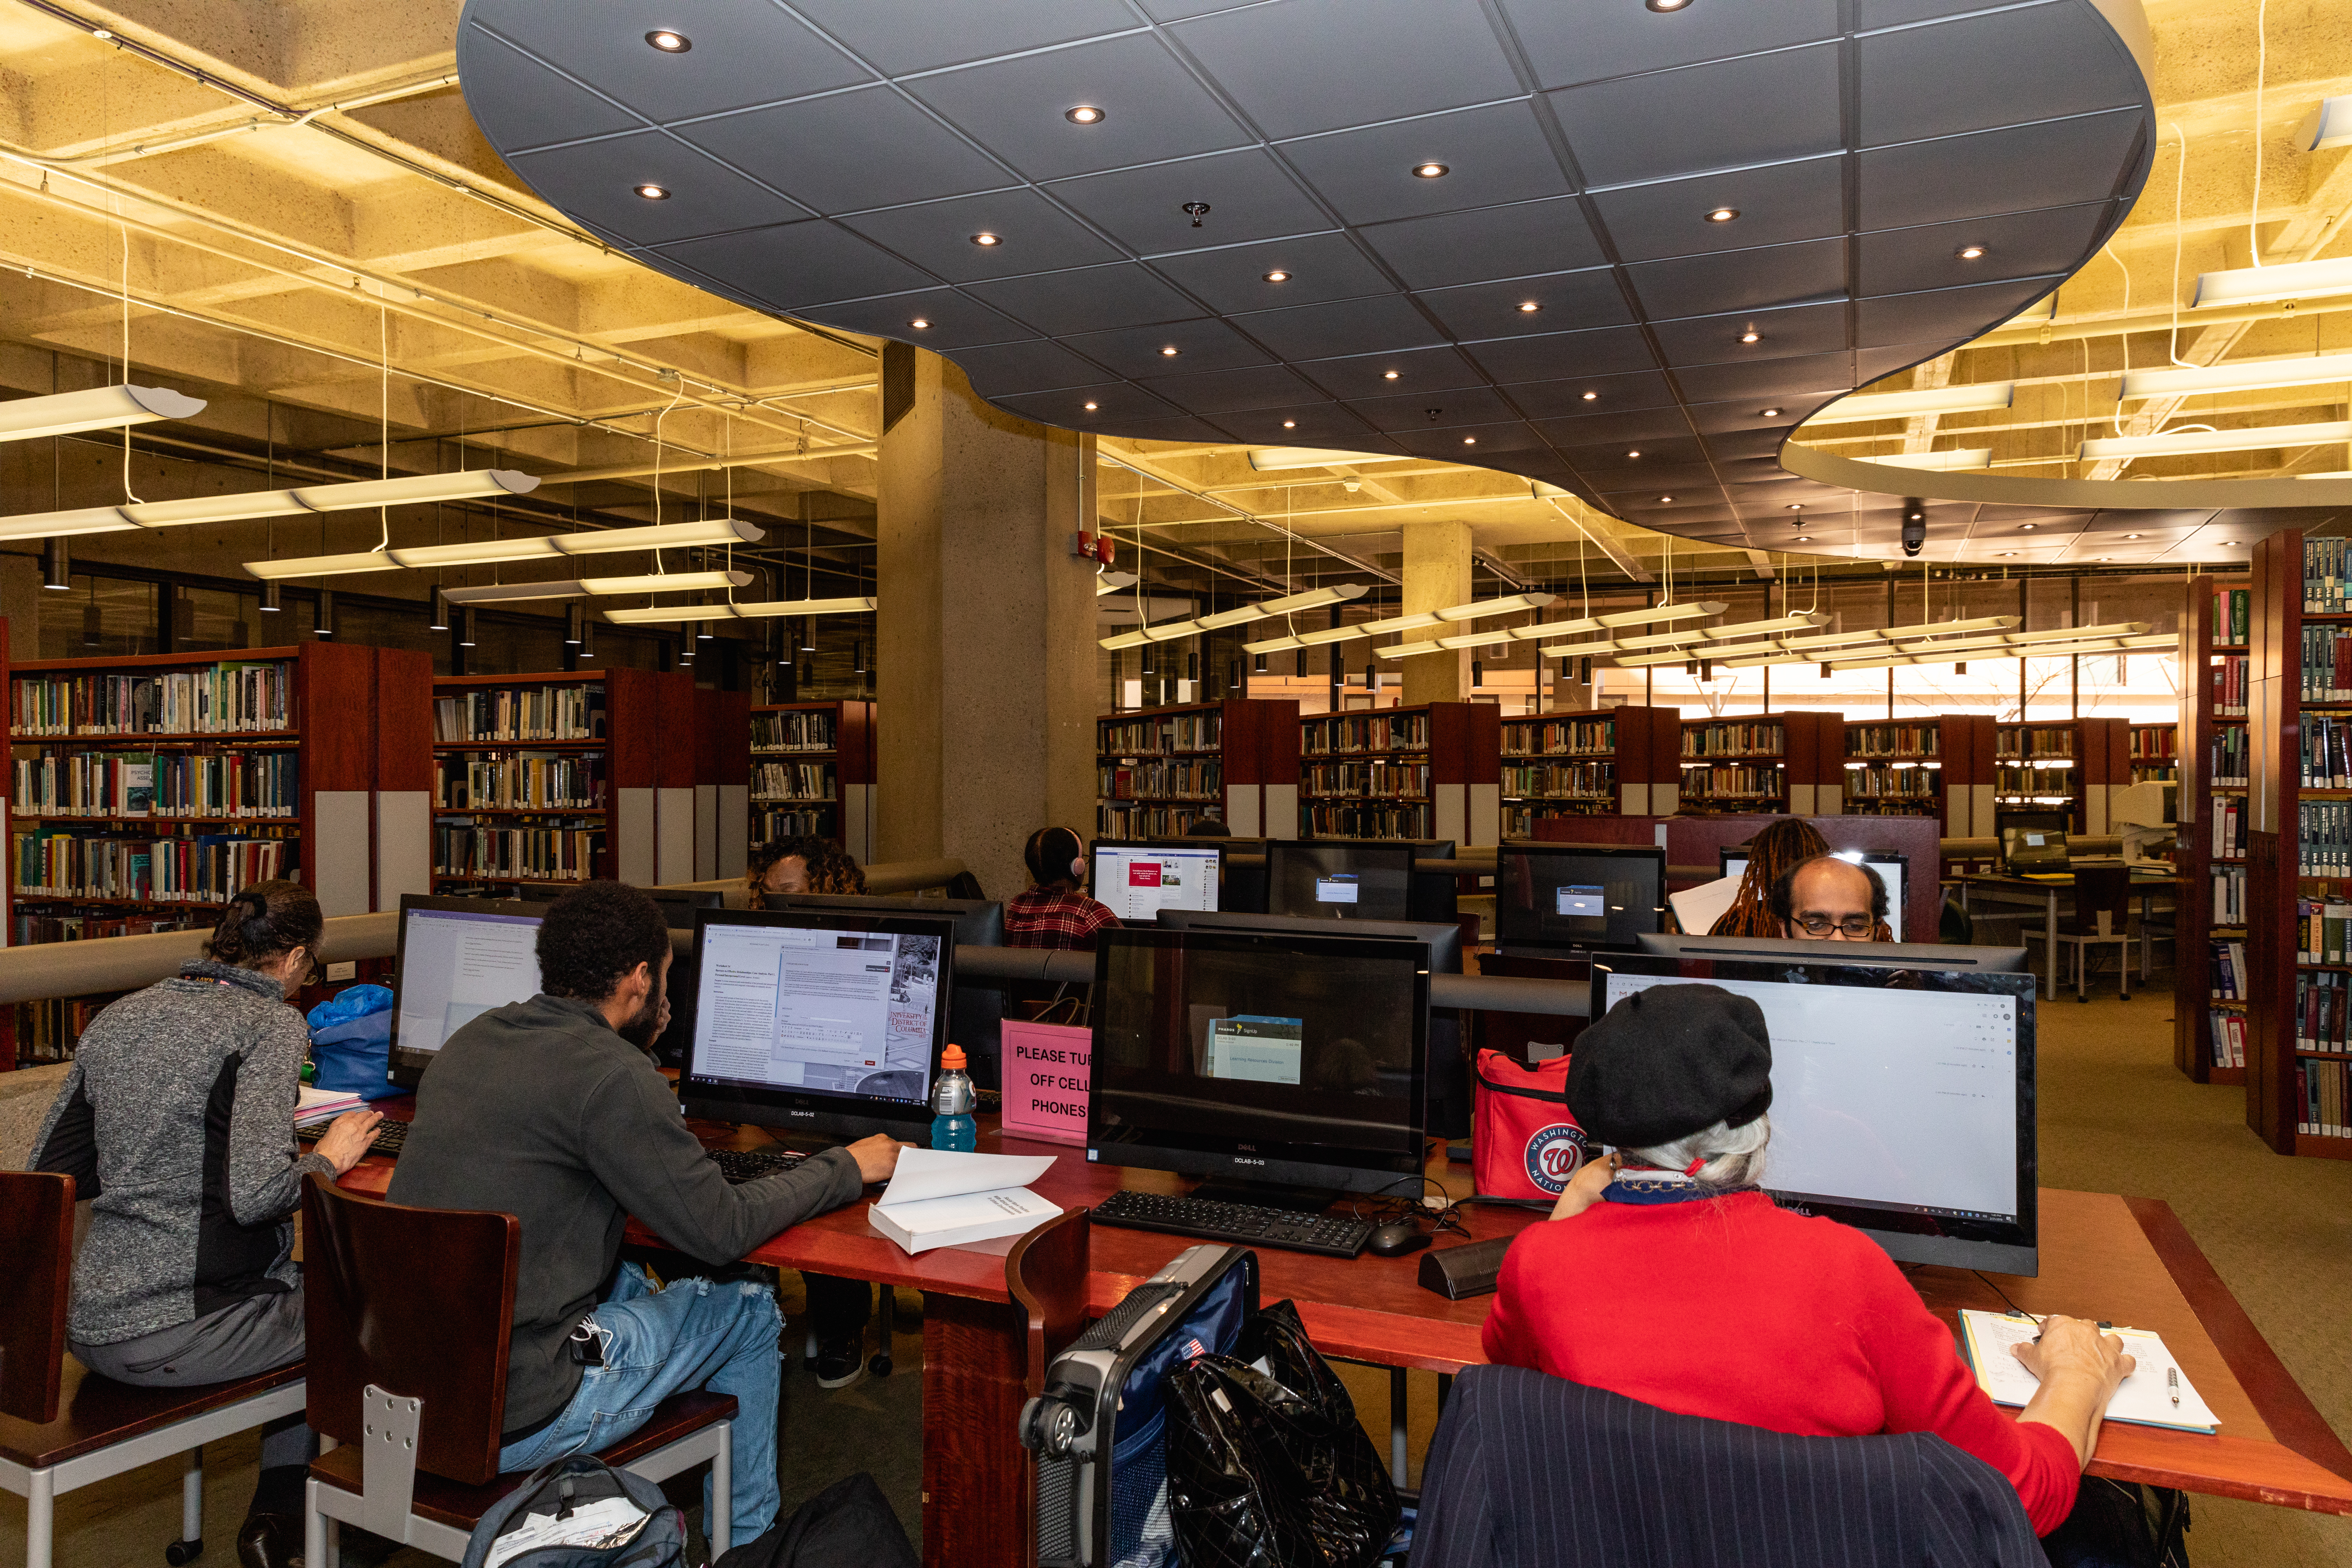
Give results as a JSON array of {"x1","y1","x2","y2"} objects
[{"x1": 1569, "y1": 983, "x2": 1773, "y2": 1150}]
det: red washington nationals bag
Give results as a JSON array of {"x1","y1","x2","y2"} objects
[{"x1": 1472, "y1": 1049, "x2": 1587, "y2": 1202}]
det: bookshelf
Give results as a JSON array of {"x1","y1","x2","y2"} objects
[
  {"x1": 1500, "y1": 706, "x2": 1678, "y2": 836},
  {"x1": 1298, "y1": 701, "x2": 1501, "y2": 843},
  {"x1": 749, "y1": 700, "x2": 875, "y2": 864},
  {"x1": 1096, "y1": 698, "x2": 1300, "y2": 839},
  {"x1": 2175, "y1": 576, "x2": 2249, "y2": 1086},
  {"x1": 1677, "y1": 712, "x2": 1845, "y2": 816},
  {"x1": 1841, "y1": 716, "x2": 1996, "y2": 833},
  {"x1": 2245, "y1": 533, "x2": 2352, "y2": 1155},
  {"x1": 1990, "y1": 717, "x2": 2128, "y2": 834},
  {"x1": 2129, "y1": 724, "x2": 2179, "y2": 784}
]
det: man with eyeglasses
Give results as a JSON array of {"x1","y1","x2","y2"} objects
[{"x1": 1769, "y1": 854, "x2": 1891, "y2": 942}]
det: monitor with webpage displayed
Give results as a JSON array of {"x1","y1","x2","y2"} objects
[
  {"x1": 388, "y1": 895, "x2": 548, "y2": 1085},
  {"x1": 1091, "y1": 840, "x2": 1224, "y2": 923}
]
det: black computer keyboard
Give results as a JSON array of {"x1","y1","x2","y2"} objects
[
  {"x1": 297, "y1": 1119, "x2": 410, "y2": 1158},
  {"x1": 1090, "y1": 1188, "x2": 1373, "y2": 1258},
  {"x1": 707, "y1": 1147, "x2": 808, "y2": 1184}
]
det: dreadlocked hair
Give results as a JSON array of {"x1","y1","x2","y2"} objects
[
  {"x1": 1708, "y1": 817, "x2": 1830, "y2": 937},
  {"x1": 746, "y1": 835, "x2": 868, "y2": 909}
]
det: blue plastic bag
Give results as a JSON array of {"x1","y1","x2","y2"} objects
[{"x1": 307, "y1": 985, "x2": 402, "y2": 1099}]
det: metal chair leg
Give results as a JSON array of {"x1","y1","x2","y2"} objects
[
  {"x1": 1390, "y1": 1367, "x2": 1409, "y2": 1488},
  {"x1": 709, "y1": 1421, "x2": 734, "y2": 1560},
  {"x1": 164, "y1": 1446, "x2": 204, "y2": 1564},
  {"x1": 27, "y1": 1466, "x2": 54, "y2": 1568}
]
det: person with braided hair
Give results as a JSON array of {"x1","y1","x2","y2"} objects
[
  {"x1": 1706, "y1": 817, "x2": 1831, "y2": 938},
  {"x1": 31, "y1": 878, "x2": 382, "y2": 1568}
]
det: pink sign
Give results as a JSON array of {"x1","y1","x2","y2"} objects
[{"x1": 1000, "y1": 1019, "x2": 1092, "y2": 1146}]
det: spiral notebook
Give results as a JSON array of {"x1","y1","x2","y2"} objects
[{"x1": 1957, "y1": 1309, "x2": 2218, "y2": 1434}]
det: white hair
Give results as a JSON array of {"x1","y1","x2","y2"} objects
[{"x1": 1625, "y1": 1114, "x2": 1770, "y2": 1191}]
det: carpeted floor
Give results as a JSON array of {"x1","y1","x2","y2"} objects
[{"x1": 7, "y1": 982, "x2": 2350, "y2": 1566}]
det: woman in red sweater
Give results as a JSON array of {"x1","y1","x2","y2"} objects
[{"x1": 1480, "y1": 983, "x2": 2130, "y2": 1537}]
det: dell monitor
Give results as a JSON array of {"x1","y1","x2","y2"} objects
[
  {"x1": 1091, "y1": 840, "x2": 1225, "y2": 922},
  {"x1": 766, "y1": 893, "x2": 1005, "y2": 948},
  {"x1": 1495, "y1": 842, "x2": 1665, "y2": 954},
  {"x1": 1090, "y1": 926, "x2": 1429, "y2": 1202},
  {"x1": 1154, "y1": 909, "x2": 1465, "y2": 974},
  {"x1": 679, "y1": 908, "x2": 955, "y2": 1140},
  {"x1": 1267, "y1": 841, "x2": 1414, "y2": 921},
  {"x1": 388, "y1": 895, "x2": 547, "y2": 1087},
  {"x1": 1721, "y1": 848, "x2": 1906, "y2": 941},
  {"x1": 1598, "y1": 935, "x2": 2037, "y2": 1273}
]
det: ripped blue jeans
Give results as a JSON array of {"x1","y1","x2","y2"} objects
[{"x1": 497, "y1": 1264, "x2": 783, "y2": 1541}]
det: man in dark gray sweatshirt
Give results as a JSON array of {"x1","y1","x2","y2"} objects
[{"x1": 388, "y1": 880, "x2": 902, "y2": 1543}]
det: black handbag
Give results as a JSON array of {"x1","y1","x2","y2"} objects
[{"x1": 1164, "y1": 1300, "x2": 1401, "y2": 1568}]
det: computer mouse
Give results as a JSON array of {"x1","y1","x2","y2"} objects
[{"x1": 1366, "y1": 1219, "x2": 1431, "y2": 1258}]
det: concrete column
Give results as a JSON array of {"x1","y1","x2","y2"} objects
[
  {"x1": 1401, "y1": 520, "x2": 1474, "y2": 706},
  {"x1": 876, "y1": 348, "x2": 1098, "y2": 902}
]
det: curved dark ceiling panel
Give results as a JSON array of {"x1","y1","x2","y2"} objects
[{"x1": 456, "y1": 0, "x2": 2162, "y2": 562}]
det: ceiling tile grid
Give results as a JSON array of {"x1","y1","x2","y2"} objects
[{"x1": 458, "y1": 0, "x2": 2156, "y2": 556}]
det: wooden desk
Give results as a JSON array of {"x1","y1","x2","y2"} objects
[{"x1": 340, "y1": 1115, "x2": 2352, "y2": 1567}]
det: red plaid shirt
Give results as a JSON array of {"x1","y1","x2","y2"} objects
[{"x1": 1004, "y1": 887, "x2": 1121, "y2": 951}]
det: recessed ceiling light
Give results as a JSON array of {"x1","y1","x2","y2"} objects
[
  {"x1": 1738, "y1": 330, "x2": 1761, "y2": 344},
  {"x1": 1786, "y1": 503, "x2": 1804, "y2": 511},
  {"x1": 971, "y1": 232, "x2": 1002, "y2": 246},
  {"x1": 1383, "y1": 370, "x2": 1401, "y2": 380},
  {"x1": 2122, "y1": 533, "x2": 2141, "y2": 539},
  {"x1": 1704, "y1": 207, "x2": 1740, "y2": 223},
  {"x1": 1160, "y1": 345, "x2": 1180, "y2": 357},
  {"x1": 1956, "y1": 244, "x2": 1987, "y2": 260},
  {"x1": 1083, "y1": 401, "x2": 1099, "y2": 411},
  {"x1": 1582, "y1": 390, "x2": 1599, "y2": 401},
  {"x1": 1517, "y1": 301, "x2": 1543, "y2": 313},
  {"x1": 909, "y1": 317, "x2": 930, "y2": 329},
  {"x1": 1760, "y1": 406, "x2": 1783, "y2": 416},
  {"x1": 1999, "y1": 551, "x2": 2018, "y2": 557},
  {"x1": 1414, "y1": 163, "x2": 1450, "y2": 178},
  {"x1": 1658, "y1": 495, "x2": 1674, "y2": 503},
  {"x1": 1627, "y1": 449, "x2": 1641, "y2": 458},
  {"x1": 2095, "y1": 557, "x2": 2112, "y2": 562},
  {"x1": 2218, "y1": 539, "x2": 2237, "y2": 545},
  {"x1": 634, "y1": 183, "x2": 670, "y2": 200},
  {"x1": 1463, "y1": 436, "x2": 1478, "y2": 445},
  {"x1": 1283, "y1": 420, "x2": 1297, "y2": 429},
  {"x1": 2019, "y1": 523, "x2": 2037, "y2": 531},
  {"x1": 1794, "y1": 536, "x2": 1811, "y2": 542},
  {"x1": 645, "y1": 29, "x2": 691, "y2": 51},
  {"x1": 1263, "y1": 270, "x2": 1290, "y2": 283},
  {"x1": 1646, "y1": 0, "x2": 1692, "y2": 10},
  {"x1": 90, "y1": 27, "x2": 112, "y2": 39},
  {"x1": 1065, "y1": 106, "x2": 1105, "y2": 124}
]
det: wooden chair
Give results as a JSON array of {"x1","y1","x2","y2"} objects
[
  {"x1": 1007, "y1": 1208, "x2": 1091, "y2": 1566},
  {"x1": 0, "y1": 1170, "x2": 306, "y2": 1568},
  {"x1": 2023, "y1": 866, "x2": 2138, "y2": 1001},
  {"x1": 298, "y1": 1175, "x2": 736, "y2": 1565}
]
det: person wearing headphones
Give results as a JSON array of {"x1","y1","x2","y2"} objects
[{"x1": 1004, "y1": 826, "x2": 1120, "y2": 951}]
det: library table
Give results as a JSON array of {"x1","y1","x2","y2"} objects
[
  {"x1": 1954, "y1": 868, "x2": 2178, "y2": 999},
  {"x1": 339, "y1": 1115, "x2": 2352, "y2": 1568}
]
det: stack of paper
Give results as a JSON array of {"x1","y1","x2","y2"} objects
[
  {"x1": 1667, "y1": 875, "x2": 1742, "y2": 937},
  {"x1": 1957, "y1": 1309, "x2": 2219, "y2": 1433},
  {"x1": 294, "y1": 1084, "x2": 362, "y2": 1126},
  {"x1": 870, "y1": 1149, "x2": 1061, "y2": 1255}
]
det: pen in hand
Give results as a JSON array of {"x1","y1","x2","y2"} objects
[{"x1": 2168, "y1": 1367, "x2": 2179, "y2": 1407}]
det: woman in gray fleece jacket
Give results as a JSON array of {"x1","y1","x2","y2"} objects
[{"x1": 33, "y1": 879, "x2": 382, "y2": 1568}]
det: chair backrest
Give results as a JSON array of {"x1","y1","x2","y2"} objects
[
  {"x1": 300, "y1": 1174, "x2": 520, "y2": 1487},
  {"x1": 2072, "y1": 865, "x2": 2132, "y2": 930},
  {"x1": 0, "y1": 1170, "x2": 75, "y2": 1423},
  {"x1": 1007, "y1": 1207, "x2": 1090, "y2": 1567}
]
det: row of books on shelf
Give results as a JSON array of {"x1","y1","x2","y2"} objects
[
  {"x1": 13, "y1": 751, "x2": 298, "y2": 820},
  {"x1": 1502, "y1": 717, "x2": 1617, "y2": 757},
  {"x1": 1845, "y1": 724, "x2": 1942, "y2": 758},
  {"x1": 2295, "y1": 799, "x2": 2352, "y2": 877},
  {"x1": 750, "y1": 761, "x2": 838, "y2": 803},
  {"x1": 1097, "y1": 802, "x2": 1215, "y2": 838},
  {"x1": 2131, "y1": 764, "x2": 2179, "y2": 784},
  {"x1": 1995, "y1": 726, "x2": 2076, "y2": 759},
  {"x1": 11, "y1": 996, "x2": 113, "y2": 1065},
  {"x1": 1301, "y1": 803, "x2": 1432, "y2": 839},
  {"x1": 2304, "y1": 538, "x2": 2352, "y2": 616},
  {"x1": 2298, "y1": 970, "x2": 2352, "y2": 1054},
  {"x1": 1502, "y1": 761, "x2": 1614, "y2": 800},
  {"x1": 2206, "y1": 1010, "x2": 2248, "y2": 1070},
  {"x1": 1098, "y1": 760, "x2": 1220, "y2": 802},
  {"x1": 13, "y1": 910, "x2": 202, "y2": 946},
  {"x1": 433, "y1": 686, "x2": 602, "y2": 743},
  {"x1": 750, "y1": 710, "x2": 838, "y2": 752},
  {"x1": 2210, "y1": 653, "x2": 2248, "y2": 719},
  {"x1": 2211, "y1": 799, "x2": 2248, "y2": 860},
  {"x1": 1303, "y1": 762, "x2": 1428, "y2": 799},
  {"x1": 1503, "y1": 802, "x2": 1613, "y2": 836},
  {"x1": 2210, "y1": 937, "x2": 2250, "y2": 999},
  {"x1": 1681, "y1": 722, "x2": 1782, "y2": 758},
  {"x1": 1845, "y1": 765, "x2": 1938, "y2": 802},
  {"x1": 2297, "y1": 898, "x2": 2352, "y2": 963},
  {"x1": 752, "y1": 807, "x2": 836, "y2": 844},
  {"x1": 1680, "y1": 767, "x2": 1785, "y2": 801},
  {"x1": 2211, "y1": 727, "x2": 2249, "y2": 787},
  {"x1": 2300, "y1": 627, "x2": 2352, "y2": 704},
  {"x1": 1304, "y1": 712, "x2": 1429, "y2": 754},
  {"x1": 1099, "y1": 712, "x2": 1222, "y2": 757},
  {"x1": 2296, "y1": 1059, "x2": 2352, "y2": 1138},
  {"x1": 2213, "y1": 866, "x2": 2246, "y2": 927},
  {"x1": 433, "y1": 824, "x2": 597, "y2": 882},
  {"x1": 2129, "y1": 727, "x2": 2176, "y2": 760},
  {"x1": 2211, "y1": 583, "x2": 2251, "y2": 645},
  {"x1": 2300, "y1": 716, "x2": 2352, "y2": 789},
  {"x1": 12, "y1": 830, "x2": 292, "y2": 904},
  {"x1": 436, "y1": 755, "x2": 603, "y2": 812},
  {"x1": 13, "y1": 664, "x2": 294, "y2": 737}
]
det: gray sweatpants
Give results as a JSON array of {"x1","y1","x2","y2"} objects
[{"x1": 74, "y1": 1289, "x2": 311, "y2": 1472}]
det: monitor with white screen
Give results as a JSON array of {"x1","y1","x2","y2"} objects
[
  {"x1": 388, "y1": 895, "x2": 547, "y2": 1085},
  {"x1": 1721, "y1": 849, "x2": 1905, "y2": 941},
  {"x1": 1091, "y1": 840, "x2": 1224, "y2": 922},
  {"x1": 1595, "y1": 936, "x2": 2036, "y2": 1273},
  {"x1": 678, "y1": 908, "x2": 955, "y2": 1139}
]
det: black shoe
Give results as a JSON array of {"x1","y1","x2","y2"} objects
[
  {"x1": 237, "y1": 1512, "x2": 303, "y2": 1568},
  {"x1": 813, "y1": 1335, "x2": 866, "y2": 1390}
]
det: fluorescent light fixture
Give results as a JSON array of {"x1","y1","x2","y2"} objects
[
  {"x1": 4, "y1": 469, "x2": 542, "y2": 544},
  {"x1": 2193, "y1": 258, "x2": 2352, "y2": 309},
  {"x1": 440, "y1": 570, "x2": 750, "y2": 606},
  {"x1": 2121, "y1": 352, "x2": 2352, "y2": 400},
  {"x1": 1101, "y1": 583, "x2": 1370, "y2": 651},
  {"x1": 1828, "y1": 633, "x2": 2171, "y2": 673},
  {"x1": 2078, "y1": 421, "x2": 2352, "y2": 461},
  {"x1": 1805, "y1": 384, "x2": 2014, "y2": 423},
  {"x1": 243, "y1": 516, "x2": 763, "y2": 580},
  {"x1": 1727, "y1": 621, "x2": 2147, "y2": 669},
  {"x1": 1717, "y1": 616, "x2": 2022, "y2": 667},
  {"x1": 1870, "y1": 448, "x2": 1993, "y2": 471},
  {"x1": 1245, "y1": 447, "x2": 1395, "y2": 472},
  {"x1": 1095, "y1": 571, "x2": 1141, "y2": 595},
  {"x1": 603, "y1": 596, "x2": 875, "y2": 625},
  {"x1": 1529, "y1": 608, "x2": 1814, "y2": 660},
  {"x1": 0, "y1": 384, "x2": 206, "y2": 443},
  {"x1": 2310, "y1": 94, "x2": 2352, "y2": 150}
]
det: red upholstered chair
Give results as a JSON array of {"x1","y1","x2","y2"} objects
[
  {"x1": 0, "y1": 1169, "x2": 306, "y2": 1568},
  {"x1": 298, "y1": 1175, "x2": 736, "y2": 1565}
]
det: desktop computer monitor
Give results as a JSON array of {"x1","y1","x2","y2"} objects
[
  {"x1": 766, "y1": 894, "x2": 1005, "y2": 948},
  {"x1": 679, "y1": 908, "x2": 956, "y2": 1140},
  {"x1": 1495, "y1": 842, "x2": 1665, "y2": 953},
  {"x1": 1090, "y1": 926, "x2": 1429, "y2": 1199},
  {"x1": 1599, "y1": 933, "x2": 2037, "y2": 1273},
  {"x1": 387, "y1": 895, "x2": 548, "y2": 1087},
  {"x1": 1267, "y1": 841, "x2": 1414, "y2": 921},
  {"x1": 648, "y1": 889, "x2": 722, "y2": 929},
  {"x1": 1155, "y1": 908, "x2": 1465, "y2": 974},
  {"x1": 2003, "y1": 827, "x2": 2070, "y2": 873},
  {"x1": 1091, "y1": 840, "x2": 1225, "y2": 922},
  {"x1": 1720, "y1": 848, "x2": 1906, "y2": 941}
]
